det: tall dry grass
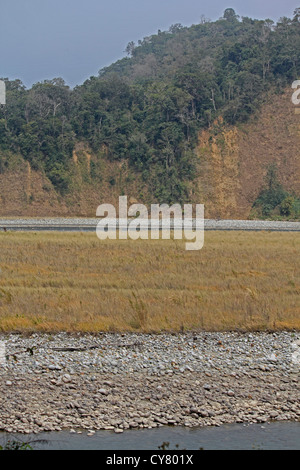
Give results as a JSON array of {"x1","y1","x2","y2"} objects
[{"x1": 0, "y1": 231, "x2": 299, "y2": 333}]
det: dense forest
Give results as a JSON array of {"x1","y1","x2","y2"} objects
[{"x1": 1, "y1": 8, "x2": 300, "y2": 212}]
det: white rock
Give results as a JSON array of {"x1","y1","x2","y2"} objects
[
  {"x1": 268, "y1": 353, "x2": 277, "y2": 362},
  {"x1": 0, "y1": 341, "x2": 6, "y2": 366}
]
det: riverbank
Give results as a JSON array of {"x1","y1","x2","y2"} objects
[
  {"x1": 0, "y1": 332, "x2": 299, "y2": 434},
  {"x1": 1, "y1": 422, "x2": 300, "y2": 450}
]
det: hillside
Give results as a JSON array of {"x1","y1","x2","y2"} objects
[
  {"x1": 0, "y1": 87, "x2": 299, "y2": 219},
  {"x1": 196, "y1": 88, "x2": 300, "y2": 219},
  {"x1": 0, "y1": 8, "x2": 300, "y2": 219}
]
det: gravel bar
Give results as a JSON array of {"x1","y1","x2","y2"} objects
[
  {"x1": 0, "y1": 332, "x2": 299, "y2": 434},
  {"x1": 0, "y1": 218, "x2": 299, "y2": 231}
]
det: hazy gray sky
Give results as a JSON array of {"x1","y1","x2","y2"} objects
[{"x1": 1, "y1": 0, "x2": 299, "y2": 88}]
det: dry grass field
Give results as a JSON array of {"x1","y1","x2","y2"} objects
[{"x1": 0, "y1": 231, "x2": 299, "y2": 333}]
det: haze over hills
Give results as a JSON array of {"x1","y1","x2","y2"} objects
[{"x1": 0, "y1": 8, "x2": 300, "y2": 219}]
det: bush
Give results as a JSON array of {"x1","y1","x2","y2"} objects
[
  {"x1": 279, "y1": 196, "x2": 295, "y2": 216},
  {"x1": 252, "y1": 165, "x2": 300, "y2": 220}
]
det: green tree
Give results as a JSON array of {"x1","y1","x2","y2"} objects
[{"x1": 223, "y1": 8, "x2": 239, "y2": 21}]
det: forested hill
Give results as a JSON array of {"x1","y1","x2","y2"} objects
[{"x1": 1, "y1": 8, "x2": 300, "y2": 218}]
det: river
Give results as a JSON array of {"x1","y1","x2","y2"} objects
[{"x1": 1, "y1": 422, "x2": 299, "y2": 450}]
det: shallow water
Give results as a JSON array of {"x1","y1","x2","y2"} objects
[{"x1": 2, "y1": 422, "x2": 299, "y2": 450}]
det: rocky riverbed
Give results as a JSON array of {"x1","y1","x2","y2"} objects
[
  {"x1": 1, "y1": 218, "x2": 300, "y2": 231},
  {"x1": 0, "y1": 332, "x2": 299, "y2": 435}
]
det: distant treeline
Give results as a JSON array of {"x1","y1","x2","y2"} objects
[{"x1": 1, "y1": 8, "x2": 300, "y2": 202}]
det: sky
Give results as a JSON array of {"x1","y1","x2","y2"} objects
[{"x1": 1, "y1": 0, "x2": 299, "y2": 88}]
